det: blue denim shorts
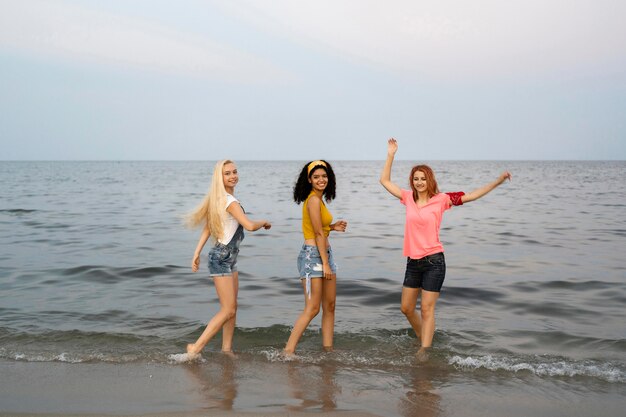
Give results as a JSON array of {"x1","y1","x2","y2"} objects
[
  {"x1": 297, "y1": 245, "x2": 337, "y2": 279},
  {"x1": 403, "y1": 252, "x2": 446, "y2": 292},
  {"x1": 208, "y1": 243, "x2": 239, "y2": 276},
  {"x1": 297, "y1": 245, "x2": 338, "y2": 298}
]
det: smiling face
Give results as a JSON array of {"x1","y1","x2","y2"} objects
[
  {"x1": 409, "y1": 164, "x2": 439, "y2": 199},
  {"x1": 412, "y1": 170, "x2": 427, "y2": 194},
  {"x1": 222, "y1": 162, "x2": 238, "y2": 191},
  {"x1": 308, "y1": 167, "x2": 328, "y2": 193}
]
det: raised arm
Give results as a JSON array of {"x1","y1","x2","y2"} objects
[
  {"x1": 461, "y1": 171, "x2": 512, "y2": 204},
  {"x1": 227, "y1": 202, "x2": 271, "y2": 231},
  {"x1": 380, "y1": 138, "x2": 403, "y2": 199},
  {"x1": 192, "y1": 225, "x2": 211, "y2": 272}
]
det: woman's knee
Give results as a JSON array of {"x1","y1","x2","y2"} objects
[
  {"x1": 420, "y1": 303, "x2": 436, "y2": 318},
  {"x1": 400, "y1": 303, "x2": 416, "y2": 316},
  {"x1": 304, "y1": 305, "x2": 321, "y2": 318},
  {"x1": 322, "y1": 300, "x2": 335, "y2": 314},
  {"x1": 221, "y1": 305, "x2": 237, "y2": 320}
]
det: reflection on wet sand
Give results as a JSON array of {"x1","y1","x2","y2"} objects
[
  {"x1": 184, "y1": 355, "x2": 237, "y2": 410},
  {"x1": 399, "y1": 364, "x2": 441, "y2": 417},
  {"x1": 181, "y1": 352, "x2": 443, "y2": 416},
  {"x1": 286, "y1": 360, "x2": 339, "y2": 412}
]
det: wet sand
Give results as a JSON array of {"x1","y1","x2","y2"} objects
[
  {"x1": 2, "y1": 359, "x2": 625, "y2": 417},
  {"x1": 0, "y1": 412, "x2": 377, "y2": 417}
]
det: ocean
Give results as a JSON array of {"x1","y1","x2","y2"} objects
[{"x1": 1, "y1": 160, "x2": 624, "y2": 416}]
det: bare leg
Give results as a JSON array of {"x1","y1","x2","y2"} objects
[
  {"x1": 187, "y1": 275, "x2": 237, "y2": 355},
  {"x1": 221, "y1": 271, "x2": 239, "y2": 353},
  {"x1": 416, "y1": 290, "x2": 440, "y2": 361},
  {"x1": 400, "y1": 287, "x2": 422, "y2": 339},
  {"x1": 321, "y1": 276, "x2": 336, "y2": 350},
  {"x1": 284, "y1": 279, "x2": 322, "y2": 354}
]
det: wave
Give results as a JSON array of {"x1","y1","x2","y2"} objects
[
  {"x1": 1, "y1": 326, "x2": 624, "y2": 384},
  {"x1": 449, "y1": 354, "x2": 625, "y2": 383},
  {"x1": 57, "y1": 264, "x2": 184, "y2": 282},
  {"x1": 0, "y1": 209, "x2": 38, "y2": 214}
]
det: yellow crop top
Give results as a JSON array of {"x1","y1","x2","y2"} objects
[{"x1": 302, "y1": 192, "x2": 333, "y2": 239}]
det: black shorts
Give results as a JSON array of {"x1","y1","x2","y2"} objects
[{"x1": 403, "y1": 252, "x2": 446, "y2": 292}]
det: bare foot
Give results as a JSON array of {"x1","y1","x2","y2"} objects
[
  {"x1": 416, "y1": 347, "x2": 430, "y2": 363},
  {"x1": 221, "y1": 350, "x2": 237, "y2": 358},
  {"x1": 281, "y1": 349, "x2": 296, "y2": 360},
  {"x1": 322, "y1": 345, "x2": 334, "y2": 353},
  {"x1": 187, "y1": 343, "x2": 200, "y2": 356}
]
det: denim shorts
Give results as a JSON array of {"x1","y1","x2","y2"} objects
[
  {"x1": 403, "y1": 252, "x2": 446, "y2": 292},
  {"x1": 208, "y1": 243, "x2": 239, "y2": 276},
  {"x1": 297, "y1": 245, "x2": 337, "y2": 298},
  {"x1": 297, "y1": 245, "x2": 337, "y2": 279}
]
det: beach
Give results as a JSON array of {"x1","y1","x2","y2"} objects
[
  {"x1": 2, "y1": 357, "x2": 624, "y2": 417},
  {"x1": 1, "y1": 160, "x2": 625, "y2": 416}
]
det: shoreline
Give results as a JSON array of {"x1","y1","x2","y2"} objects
[
  {"x1": 2, "y1": 359, "x2": 625, "y2": 417},
  {"x1": 0, "y1": 360, "x2": 388, "y2": 417},
  {"x1": 1, "y1": 412, "x2": 381, "y2": 417}
]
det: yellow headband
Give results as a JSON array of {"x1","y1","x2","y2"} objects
[{"x1": 307, "y1": 160, "x2": 327, "y2": 175}]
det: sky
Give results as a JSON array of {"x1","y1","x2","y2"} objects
[{"x1": 1, "y1": 0, "x2": 625, "y2": 160}]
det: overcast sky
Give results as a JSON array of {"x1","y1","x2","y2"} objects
[{"x1": 1, "y1": 0, "x2": 624, "y2": 160}]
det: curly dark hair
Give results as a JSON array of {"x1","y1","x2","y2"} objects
[{"x1": 293, "y1": 160, "x2": 336, "y2": 204}]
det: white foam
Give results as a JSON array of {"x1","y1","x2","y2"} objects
[
  {"x1": 449, "y1": 354, "x2": 625, "y2": 383},
  {"x1": 168, "y1": 352, "x2": 203, "y2": 363},
  {"x1": 260, "y1": 348, "x2": 300, "y2": 362}
]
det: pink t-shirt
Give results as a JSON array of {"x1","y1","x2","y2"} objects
[{"x1": 400, "y1": 190, "x2": 464, "y2": 259}]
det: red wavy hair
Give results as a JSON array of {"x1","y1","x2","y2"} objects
[{"x1": 409, "y1": 164, "x2": 439, "y2": 201}]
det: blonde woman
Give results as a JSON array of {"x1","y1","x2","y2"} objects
[{"x1": 186, "y1": 160, "x2": 271, "y2": 356}]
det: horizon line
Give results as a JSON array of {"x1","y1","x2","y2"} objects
[{"x1": 1, "y1": 158, "x2": 625, "y2": 163}]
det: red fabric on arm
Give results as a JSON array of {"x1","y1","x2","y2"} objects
[{"x1": 446, "y1": 192, "x2": 465, "y2": 206}]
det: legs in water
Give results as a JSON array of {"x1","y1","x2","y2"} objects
[
  {"x1": 400, "y1": 287, "x2": 440, "y2": 361},
  {"x1": 284, "y1": 278, "x2": 322, "y2": 354},
  {"x1": 321, "y1": 276, "x2": 336, "y2": 351},
  {"x1": 220, "y1": 271, "x2": 239, "y2": 354},
  {"x1": 187, "y1": 274, "x2": 238, "y2": 355}
]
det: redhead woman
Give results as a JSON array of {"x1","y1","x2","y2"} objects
[
  {"x1": 284, "y1": 160, "x2": 347, "y2": 355},
  {"x1": 186, "y1": 160, "x2": 271, "y2": 357},
  {"x1": 380, "y1": 139, "x2": 511, "y2": 360}
]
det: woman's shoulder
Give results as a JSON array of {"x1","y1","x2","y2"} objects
[
  {"x1": 304, "y1": 191, "x2": 319, "y2": 202},
  {"x1": 433, "y1": 192, "x2": 464, "y2": 207},
  {"x1": 225, "y1": 193, "x2": 239, "y2": 207},
  {"x1": 399, "y1": 189, "x2": 413, "y2": 204},
  {"x1": 432, "y1": 192, "x2": 448, "y2": 199}
]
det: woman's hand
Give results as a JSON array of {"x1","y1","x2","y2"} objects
[
  {"x1": 191, "y1": 253, "x2": 201, "y2": 272},
  {"x1": 262, "y1": 221, "x2": 272, "y2": 230},
  {"x1": 323, "y1": 261, "x2": 335, "y2": 280},
  {"x1": 498, "y1": 171, "x2": 512, "y2": 184},
  {"x1": 331, "y1": 220, "x2": 347, "y2": 232},
  {"x1": 387, "y1": 138, "x2": 398, "y2": 155}
]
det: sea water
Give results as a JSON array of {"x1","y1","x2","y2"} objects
[{"x1": 1, "y1": 160, "x2": 624, "y2": 415}]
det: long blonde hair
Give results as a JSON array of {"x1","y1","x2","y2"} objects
[{"x1": 186, "y1": 160, "x2": 233, "y2": 241}]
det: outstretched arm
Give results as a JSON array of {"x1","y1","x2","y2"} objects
[
  {"x1": 461, "y1": 171, "x2": 512, "y2": 204},
  {"x1": 227, "y1": 202, "x2": 272, "y2": 231},
  {"x1": 380, "y1": 138, "x2": 403, "y2": 199}
]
